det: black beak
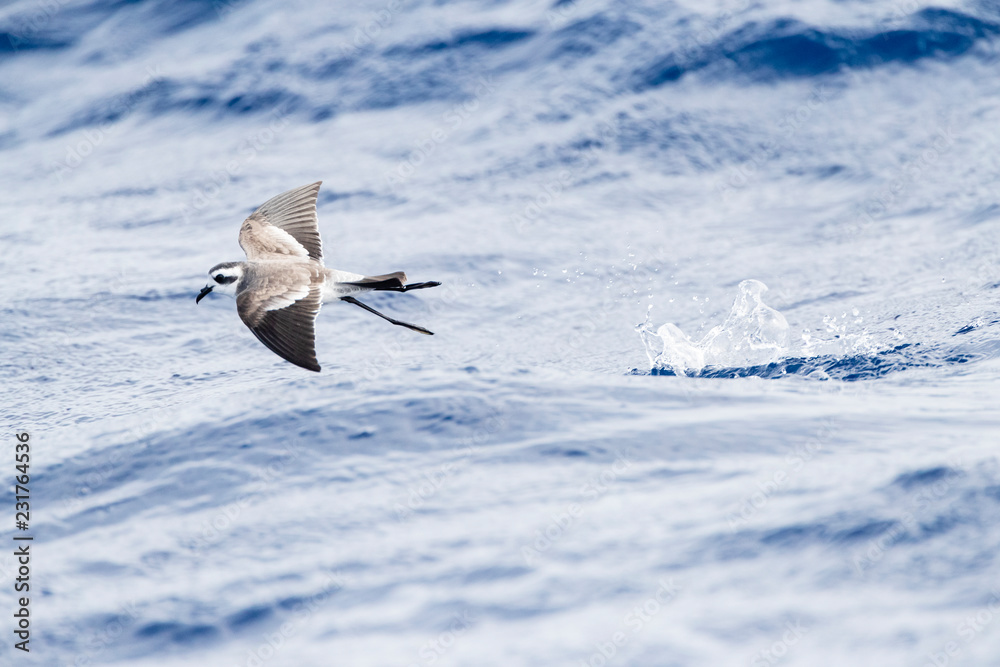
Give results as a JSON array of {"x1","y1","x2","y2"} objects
[{"x1": 196, "y1": 285, "x2": 213, "y2": 304}]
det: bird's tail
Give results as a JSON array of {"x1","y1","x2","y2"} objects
[
  {"x1": 343, "y1": 272, "x2": 407, "y2": 290},
  {"x1": 342, "y1": 272, "x2": 441, "y2": 292}
]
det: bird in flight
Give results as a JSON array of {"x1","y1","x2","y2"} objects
[{"x1": 196, "y1": 181, "x2": 440, "y2": 372}]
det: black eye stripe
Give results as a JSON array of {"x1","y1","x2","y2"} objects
[{"x1": 213, "y1": 275, "x2": 238, "y2": 285}]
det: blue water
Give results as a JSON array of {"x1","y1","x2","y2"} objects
[{"x1": 2, "y1": 0, "x2": 1000, "y2": 665}]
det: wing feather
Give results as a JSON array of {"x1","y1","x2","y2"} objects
[
  {"x1": 237, "y1": 282, "x2": 323, "y2": 372},
  {"x1": 238, "y1": 182, "x2": 324, "y2": 262}
]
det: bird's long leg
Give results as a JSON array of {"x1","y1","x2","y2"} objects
[{"x1": 339, "y1": 296, "x2": 434, "y2": 335}]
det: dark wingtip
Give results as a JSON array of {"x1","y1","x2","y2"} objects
[
  {"x1": 285, "y1": 358, "x2": 321, "y2": 372},
  {"x1": 294, "y1": 359, "x2": 322, "y2": 372}
]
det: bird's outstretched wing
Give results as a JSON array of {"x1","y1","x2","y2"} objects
[
  {"x1": 239, "y1": 182, "x2": 324, "y2": 262},
  {"x1": 236, "y1": 278, "x2": 323, "y2": 372}
]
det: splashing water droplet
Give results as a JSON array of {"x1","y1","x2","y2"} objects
[{"x1": 639, "y1": 280, "x2": 790, "y2": 375}]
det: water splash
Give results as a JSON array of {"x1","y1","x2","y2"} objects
[
  {"x1": 639, "y1": 280, "x2": 790, "y2": 376},
  {"x1": 637, "y1": 281, "x2": 1000, "y2": 380}
]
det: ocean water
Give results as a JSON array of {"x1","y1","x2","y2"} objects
[{"x1": 2, "y1": 0, "x2": 1000, "y2": 664}]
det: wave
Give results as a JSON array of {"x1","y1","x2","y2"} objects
[
  {"x1": 640, "y1": 343, "x2": 943, "y2": 381},
  {"x1": 0, "y1": 0, "x2": 224, "y2": 57},
  {"x1": 632, "y1": 7, "x2": 1000, "y2": 89},
  {"x1": 10, "y1": 1, "x2": 999, "y2": 136},
  {"x1": 638, "y1": 280, "x2": 1000, "y2": 381}
]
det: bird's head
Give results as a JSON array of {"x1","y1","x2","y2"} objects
[{"x1": 196, "y1": 262, "x2": 245, "y2": 303}]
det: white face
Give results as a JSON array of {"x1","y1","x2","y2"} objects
[
  {"x1": 197, "y1": 264, "x2": 244, "y2": 303},
  {"x1": 209, "y1": 266, "x2": 242, "y2": 297}
]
